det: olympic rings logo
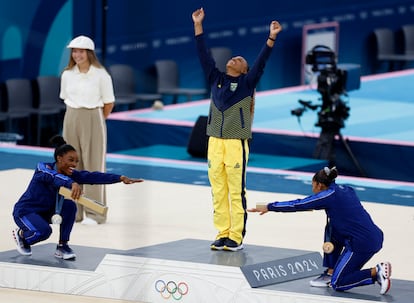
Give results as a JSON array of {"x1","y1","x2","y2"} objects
[{"x1": 155, "y1": 280, "x2": 189, "y2": 300}]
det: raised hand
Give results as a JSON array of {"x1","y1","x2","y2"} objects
[
  {"x1": 270, "y1": 21, "x2": 282, "y2": 37},
  {"x1": 192, "y1": 7, "x2": 205, "y2": 24}
]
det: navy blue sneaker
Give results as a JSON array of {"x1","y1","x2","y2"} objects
[
  {"x1": 223, "y1": 238, "x2": 243, "y2": 251},
  {"x1": 210, "y1": 238, "x2": 227, "y2": 250},
  {"x1": 55, "y1": 244, "x2": 76, "y2": 260}
]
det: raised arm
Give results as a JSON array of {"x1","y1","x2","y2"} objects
[{"x1": 192, "y1": 7, "x2": 205, "y2": 36}]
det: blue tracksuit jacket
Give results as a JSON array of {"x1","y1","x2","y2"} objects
[
  {"x1": 13, "y1": 162, "x2": 122, "y2": 217},
  {"x1": 267, "y1": 182, "x2": 383, "y2": 253}
]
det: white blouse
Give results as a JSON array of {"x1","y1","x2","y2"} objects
[{"x1": 60, "y1": 65, "x2": 115, "y2": 109}]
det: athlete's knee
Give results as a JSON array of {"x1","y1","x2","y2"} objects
[
  {"x1": 330, "y1": 277, "x2": 347, "y2": 292},
  {"x1": 26, "y1": 225, "x2": 52, "y2": 245},
  {"x1": 65, "y1": 199, "x2": 77, "y2": 213}
]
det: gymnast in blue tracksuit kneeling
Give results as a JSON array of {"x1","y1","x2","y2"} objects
[
  {"x1": 12, "y1": 135, "x2": 143, "y2": 260},
  {"x1": 248, "y1": 166, "x2": 392, "y2": 295}
]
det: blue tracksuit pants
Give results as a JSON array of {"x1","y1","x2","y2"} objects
[{"x1": 13, "y1": 199, "x2": 77, "y2": 245}]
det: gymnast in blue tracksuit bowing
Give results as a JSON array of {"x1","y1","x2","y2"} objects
[
  {"x1": 12, "y1": 135, "x2": 143, "y2": 260},
  {"x1": 248, "y1": 166, "x2": 392, "y2": 295}
]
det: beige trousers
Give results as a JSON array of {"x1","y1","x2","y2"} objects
[{"x1": 62, "y1": 106, "x2": 107, "y2": 223}]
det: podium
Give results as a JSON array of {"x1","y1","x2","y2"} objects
[{"x1": 0, "y1": 239, "x2": 411, "y2": 302}]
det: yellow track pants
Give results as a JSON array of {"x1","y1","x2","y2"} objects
[{"x1": 207, "y1": 137, "x2": 249, "y2": 245}]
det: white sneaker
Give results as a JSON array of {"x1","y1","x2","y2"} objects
[
  {"x1": 310, "y1": 272, "x2": 332, "y2": 287},
  {"x1": 12, "y1": 228, "x2": 32, "y2": 256},
  {"x1": 376, "y1": 262, "x2": 392, "y2": 295},
  {"x1": 81, "y1": 217, "x2": 98, "y2": 225}
]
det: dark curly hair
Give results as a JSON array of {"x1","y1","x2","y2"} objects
[
  {"x1": 49, "y1": 135, "x2": 76, "y2": 161},
  {"x1": 312, "y1": 166, "x2": 338, "y2": 186}
]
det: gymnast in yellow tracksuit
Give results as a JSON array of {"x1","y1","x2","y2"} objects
[{"x1": 192, "y1": 8, "x2": 282, "y2": 251}]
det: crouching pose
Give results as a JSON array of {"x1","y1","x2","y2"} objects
[
  {"x1": 248, "y1": 167, "x2": 391, "y2": 295},
  {"x1": 12, "y1": 135, "x2": 143, "y2": 260}
]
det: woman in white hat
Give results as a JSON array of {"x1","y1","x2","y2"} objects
[{"x1": 60, "y1": 35, "x2": 115, "y2": 225}]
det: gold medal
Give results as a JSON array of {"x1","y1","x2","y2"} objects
[{"x1": 323, "y1": 241, "x2": 334, "y2": 254}]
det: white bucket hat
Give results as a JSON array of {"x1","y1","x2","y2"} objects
[{"x1": 67, "y1": 35, "x2": 95, "y2": 50}]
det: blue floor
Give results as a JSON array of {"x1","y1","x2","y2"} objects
[
  {"x1": 3, "y1": 70, "x2": 414, "y2": 208},
  {"x1": 116, "y1": 144, "x2": 327, "y2": 171},
  {"x1": 106, "y1": 69, "x2": 414, "y2": 182},
  {"x1": 113, "y1": 70, "x2": 414, "y2": 144},
  {"x1": 1, "y1": 145, "x2": 413, "y2": 208}
]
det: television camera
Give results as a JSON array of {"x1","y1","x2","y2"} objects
[
  {"x1": 291, "y1": 45, "x2": 360, "y2": 132},
  {"x1": 291, "y1": 45, "x2": 364, "y2": 175}
]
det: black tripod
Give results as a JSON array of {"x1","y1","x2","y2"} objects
[{"x1": 313, "y1": 126, "x2": 366, "y2": 177}]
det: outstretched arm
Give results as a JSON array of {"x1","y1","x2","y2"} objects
[{"x1": 192, "y1": 7, "x2": 205, "y2": 36}]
